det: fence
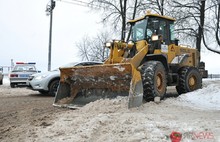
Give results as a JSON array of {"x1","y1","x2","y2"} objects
[
  {"x1": 208, "y1": 74, "x2": 220, "y2": 79},
  {"x1": 0, "y1": 66, "x2": 12, "y2": 75}
]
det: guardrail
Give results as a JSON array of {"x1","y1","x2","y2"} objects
[
  {"x1": 208, "y1": 74, "x2": 220, "y2": 79},
  {"x1": 0, "y1": 66, "x2": 12, "y2": 74}
]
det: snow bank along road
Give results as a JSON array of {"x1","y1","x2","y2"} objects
[{"x1": 0, "y1": 78, "x2": 220, "y2": 142}]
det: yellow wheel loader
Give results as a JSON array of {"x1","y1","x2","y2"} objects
[{"x1": 54, "y1": 11, "x2": 207, "y2": 108}]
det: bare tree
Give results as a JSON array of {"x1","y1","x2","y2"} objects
[
  {"x1": 88, "y1": 0, "x2": 220, "y2": 55},
  {"x1": 76, "y1": 36, "x2": 91, "y2": 61},
  {"x1": 171, "y1": 0, "x2": 220, "y2": 54},
  {"x1": 89, "y1": 0, "x2": 143, "y2": 41},
  {"x1": 170, "y1": 0, "x2": 204, "y2": 52},
  {"x1": 138, "y1": 0, "x2": 172, "y2": 16},
  {"x1": 76, "y1": 31, "x2": 111, "y2": 62},
  {"x1": 202, "y1": 0, "x2": 220, "y2": 54},
  {"x1": 216, "y1": 0, "x2": 220, "y2": 45}
]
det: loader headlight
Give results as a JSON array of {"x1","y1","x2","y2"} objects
[
  {"x1": 105, "y1": 42, "x2": 112, "y2": 48},
  {"x1": 151, "y1": 35, "x2": 159, "y2": 41}
]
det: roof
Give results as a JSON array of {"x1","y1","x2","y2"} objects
[{"x1": 128, "y1": 11, "x2": 176, "y2": 23}]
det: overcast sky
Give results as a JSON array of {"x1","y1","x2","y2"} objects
[
  {"x1": 0, "y1": 0, "x2": 102, "y2": 72},
  {"x1": 0, "y1": 0, "x2": 220, "y2": 74}
]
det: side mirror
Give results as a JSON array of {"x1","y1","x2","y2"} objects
[{"x1": 174, "y1": 38, "x2": 179, "y2": 46}]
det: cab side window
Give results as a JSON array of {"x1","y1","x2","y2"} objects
[
  {"x1": 159, "y1": 20, "x2": 168, "y2": 44},
  {"x1": 170, "y1": 23, "x2": 175, "y2": 41}
]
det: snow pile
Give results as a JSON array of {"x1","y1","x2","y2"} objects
[
  {"x1": 30, "y1": 79, "x2": 220, "y2": 142},
  {"x1": 0, "y1": 75, "x2": 37, "y2": 97},
  {"x1": 31, "y1": 96, "x2": 220, "y2": 142},
  {"x1": 166, "y1": 79, "x2": 220, "y2": 110},
  {"x1": 30, "y1": 100, "x2": 170, "y2": 142},
  {"x1": 2, "y1": 75, "x2": 10, "y2": 85},
  {"x1": 13, "y1": 79, "x2": 220, "y2": 142}
]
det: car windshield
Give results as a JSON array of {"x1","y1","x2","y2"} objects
[{"x1": 13, "y1": 65, "x2": 36, "y2": 72}]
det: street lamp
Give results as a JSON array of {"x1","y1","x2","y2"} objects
[{"x1": 46, "y1": 0, "x2": 56, "y2": 71}]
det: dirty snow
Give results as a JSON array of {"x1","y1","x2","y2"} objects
[
  {"x1": 110, "y1": 76, "x2": 117, "y2": 80},
  {"x1": 26, "y1": 79, "x2": 220, "y2": 142},
  {"x1": 166, "y1": 79, "x2": 220, "y2": 110},
  {"x1": 113, "y1": 66, "x2": 125, "y2": 72},
  {"x1": 1, "y1": 76, "x2": 35, "y2": 97},
  {"x1": 1, "y1": 76, "x2": 220, "y2": 141}
]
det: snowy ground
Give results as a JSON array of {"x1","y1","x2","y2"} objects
[
  {"x1": 1, "y1": 77, "x2": 220, "y2": 142},
  {"x1": 32, "y1": 79, "x2": 220, "y2": 142},
  {"x1": 167, "y1": 79, "x2": 220, "y2": 111}
]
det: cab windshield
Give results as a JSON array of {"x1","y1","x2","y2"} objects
[
  {"x1": 131, "y1": 18, "x2": 155, "y2": 42},
  {"x1": 132, "y1": 19, "x2": 147, "y2": 42}
]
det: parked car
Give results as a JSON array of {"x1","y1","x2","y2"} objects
[
  {"x1": 9, "y1": 62, "x2": 39, "y2": 88},
  {"x1": 0, "y1": 67, "x2": 3, "y2": 85},
  {"x1": 27, "y1": 61, "x2": 103, "y2": 96}
]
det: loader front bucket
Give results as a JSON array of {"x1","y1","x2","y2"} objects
[{"x1": 53, "y1": 63, "x2": 143, "y2": 108}]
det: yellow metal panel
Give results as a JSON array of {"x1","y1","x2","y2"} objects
[
  {"x1": 128, "y1": 16, "x2": 145, "y2": 23},
  {"x1": 130, "y1": 45, "x2": 148, "y2": 68},
  {"x1": 128, "y1": 12, "x2": 175, "y2": 23},
  {"x1": 146, "y1": 13, "x2": 176, "y2": 21},
  {"x1": 167, "y1": 44, "x2": 178, "y2": 63},
  {"x1": 136, "y1": 40, "x2": 147, "y2": 52},
  {"x1": 154, "y1": 49, "x2": 162, "y2": 54}
]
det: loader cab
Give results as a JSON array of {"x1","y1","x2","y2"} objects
[{"x1": 130, "y1": 15, "x2": 176, "y2": 46}]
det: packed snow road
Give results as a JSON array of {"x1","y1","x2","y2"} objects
[{"x1": 0, "y1": 77, "x2": 220, "y2": 142}]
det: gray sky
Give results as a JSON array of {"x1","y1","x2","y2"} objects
[
  {"x1": 0, "y1": 0, "x2": 220, "y2": 74},
  {"x1": 0, "y1": 0, "x2": 101, "y2": 72}
]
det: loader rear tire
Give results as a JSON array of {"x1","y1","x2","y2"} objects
[
  {"x1": 141, "y1": 61, "x2": 167, "y2": 101},
  {"x1": 176, "y1": 67, "x2": 202, "y2": 95}
]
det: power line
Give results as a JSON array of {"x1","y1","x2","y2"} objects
[
  {"x1": 55, "y1": 0, "x2": 113, "y2": 10},
  {"x1": 69, "y1": 0, "x2": 90, "y2": 5},
  {"x1": 56, "y1": 0, "x2": 89, "y2": 8}
]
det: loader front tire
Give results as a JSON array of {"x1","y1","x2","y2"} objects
[
  {"x1": 176, "y1": 67, "x2": 202, "y2": 95},
  {"x1": 141, "y1": 61, "x2": 167, "y2": 101}
]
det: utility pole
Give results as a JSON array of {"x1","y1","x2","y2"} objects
[{"x1": 46, "y1": 0, "x2": 56, "y2": 71}]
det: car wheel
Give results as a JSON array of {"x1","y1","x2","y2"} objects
[
  {"x1": 39, "y1": 90, "x2": 49, "y2": 95},
  {"x1": 10, "y1": 83, "x2": 16, "y2": 88},
  {"x1": 48, "y1": 79, "x2": 60, "y2": 96},
  {"x1": 0, "y1": 79, "x2": 2, "y2": 85}
]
